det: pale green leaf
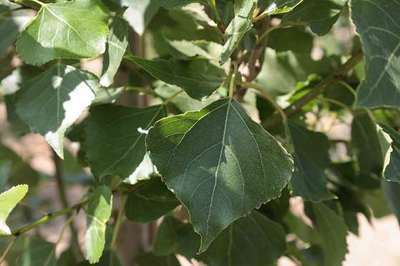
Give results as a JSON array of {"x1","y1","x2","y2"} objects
[
  {"x1": 219, "y1": 0, "x2": 256, "y2": 64},
  {"x1": 289, "y1": 123, "x2": 335, "y2": 201},
  {"x1": 352, "y1": 0, "x2": 400, "y2": 107},
  {"x1": 126, "y1": 55, "x2": 226, "y2": 100},
  {"x1": 122, "y1": 0, "x2": 160, "y2": 35},
  {"x1": 16, "y1": 0, "x2": 108, "y2": 65},
  {"x1": 84, "y1": 186, "x2": 113, "y2": 264},
  {"x1": 381, "y1": 125, "x2": 400, "y2": 183},
  {"x1": 125, "y1": 177, "x2": 179, "y2": 223},
  {"x1": 305, "y1": 202, "x2": 348, "y2": 266},
  {"x1": 85, "y1": 104, "x2": 165, "y2": 178},
  {"x1": 167, "y1": 39, "x2": 223, "y2": 64},
  {"x1": 147, "y1": 99, "x2": 294, "y2": 252},
  {"x1": 0, "y1": 184, "x2": 28, "y2": 235},
  {"x1": 100, "y1": 17, "x2": 129, "y2": 87},
  {"x1": 262, "y1": 0, "x2": 303, "y2": 16},
  {"x1": 153, "y1": 81, "x2": 219, "y2": 113},
  {"x1": 16, "y1": 64, "x2": 99, "y2": 158},
  {"x1": 78, "y1": 250, "x2": 122, "y2": 266}
]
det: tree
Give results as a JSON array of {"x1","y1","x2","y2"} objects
[{"x1": 0, "y1": 0, "x2": 399, "y2": 265}]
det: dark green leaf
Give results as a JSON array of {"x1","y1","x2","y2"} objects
[
  {"x1": 256, "y1": 48, "x2": 337, "y2": 95},
  {"x1": 100, "y1": 16, "x2": 129, "y2": 87},
  {"x1": 84, "y1": 186, "x2": 113, "y2": 264},
  {"x1": 383, "y1": 180, "x2": 400, "y2": 224},
  {"x1": 16, "y1": 237, "x2": 57, "y2": 266},
  {"x1": 147, "y1": 98, "x2": 293, "y2": 252},
  {"x1": 351, "y1": 109, "x2": 391, "y2": 178},
  {"x1": 289, "y1": 122, "x2": 335, "y2": 201},
  {"x1": 16, "y1": 64, "x2": 99, "y2": 158},
  {"x1": 198, "y1": 212, "x2": 287, "y2": 266},
  {"x1": 153, "y1": 216, "x2": 199, "y2": 258},
  {"x1": 86, "y1": 104, "x2": 165, "y2": 179},
  {"x1": 125, "y1": 177, "x2": 179, "y2": 223},
  {"x1": 0, "y1": 144, "x2": 39, "y2": 187},
  {"x1": 305, "y1": 202, "x2": 348, "y2": 266},
  {"x1": 282, "y1": 0, "x2": 346, "y2": 35},
  {"x1": 126, "y1": 55, "x2": 226, "y2": 100},
  {"x1": 267, "y1": 27, "x2": 313, "y2": 54},
  {"x1": 0, "y1": 7, "x2": 32, "y2": 58},
  {"x1": 136, "y1": 253, "x2": 180, "y2": 266},
  {"x1": 352, "y1": 0, "x2": 400, "y2": 107}
]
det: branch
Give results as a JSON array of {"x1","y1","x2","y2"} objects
[
  {"x1": 11, "y1": 199, "x2": 88, "y2": 237},
  {"x1": 52, "y1": 150, "x2": 83, "y2": 259},
  {"x1": 262, "y1": 51, "x2": 364, "y2": 129}
]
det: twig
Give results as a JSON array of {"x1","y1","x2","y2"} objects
[
  {"x1": 111, "y1": 195, "x2": 127, "y2": 250},
  {"x1": 10, "y1": 199, "x2": 88, "y2": 237}
]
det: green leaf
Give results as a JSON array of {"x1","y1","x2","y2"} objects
[
  {"x1": 289, "y1": 123, "x2": 335, "y2": 201},
  {"x1": 147, "y1": 98, "x2": 293, "y2": 252},
  {"x1": 16, "y1": 0, "x2": 108, "y2": 65},
  {"x1": 351, "y1": 109, "x2": 391, "y2": 178},
  {"x1": 135, "y1": 253, "x2": 180, "y2": 266},
  {"x1": 352, "y1": 0, "x2": 400, "y2": 107},
  {"x1": 262, "y1": 0, "x2": 303, "y2": 16},
  {"x1": 125, "y1": 55, "x2": 226, "y2": 100},
  {"x1": 122, "y1": 0, "x2": 160, "y2": 35},
  {"x1": 267, "y1": 27, "x2": 313, "y2": 54},
  {"x1": 382, "y1": 180, "x2": 400, "y2": 223},
  {"x1": 125, "y1": 177, "x2": 179, "y2": 223},
  {"x1": 282, "y1": 0, "x2": 346, "y2": 35},
  {"x1": 198, "y1": 212, "x2": 287, "y2": 266},
  {"x1": 167, "y1": 40, "x2": 223, "y2": 64},
  {"x1": 305, "y1": 202, "x2": 348, "y2": 266},
  {"x1": 85, "y1": 104, "x2": 165, "y2": 178},
  {"x1": 84, "y1": 186, "x2": 113, "y2": 264},
  {"x1": 256, "y1": 48, "x2": 336, "y2": 95},
  {"x1": 0, "y1": 7, "x2": 32, "y2": 58},
  {"x1": 153, "y1": 81, "x2": 219, "y2": 112},
  {"x1": 219, "y1": 0, "x2": 256, "y2": 64},
  {"x1": 381, "y1": 125, "x2": 400, "y2": 183},
  {"x1": 0, "y1": 144, "x2": 39, "y2": 187},
  {"x1": 78, "y1": 250, "x2": 122, "y2": 266},
  {"x1": 16, "y1": 64, "x2": 99, "y2": 158},
  {"x1": 153, "y1": 216, "x2": 199, "y2": 258},
  {"x1": 100, "y1": 17, "x2": 129, "y2": 87},
  {"x1": 16, "y1": 237, "x2": 57, "y2": 266},
  {"x1": 0, "y1": 184, "x2": 28, "y2": 235}
]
